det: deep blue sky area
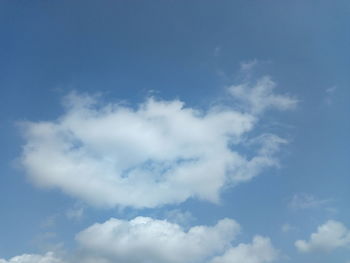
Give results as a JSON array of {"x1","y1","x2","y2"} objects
[{"x1": 0, "y1": 1, "x2": 349, "y2": 263}]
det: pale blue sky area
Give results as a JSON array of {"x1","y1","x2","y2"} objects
[{"x1": 0, "y1": 1, "x2": 349, "y2": 263}]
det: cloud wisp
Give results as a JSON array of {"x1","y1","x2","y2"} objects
[
  {"x1": 228, "y1": 76, "x2": 297, "y2": 115},
  {"x1": 288, "y1": 193, "x2": 332, "y2": 211}
]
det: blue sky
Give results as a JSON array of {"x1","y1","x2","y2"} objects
[{"x1": 0, "y1": 1, "x2": 349, "y2": 263}]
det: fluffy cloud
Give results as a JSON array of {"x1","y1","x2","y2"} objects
[
  {"x1": 19, "y1": 77, "x2": 293, "y2": 208},
  {"x1": 1, "y1": 218, "x2": 279, "y2": 263},
  {"x1": 0, "y1": 252, "x2": 63, "y2": 263},
  {"x1": 210, "y1": 236, "x2": 279, "y2": 263},
  {"x1": 295, "y1": 220, "x2": 350, "y2": 253},
  {"x1": 76, "y1": 217, "x2": 240, "y2": 263}
]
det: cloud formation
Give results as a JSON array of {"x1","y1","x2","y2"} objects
[
  {"x1": 325, "y1": 86, "x2": 337, "y2": 105},
  {"x1": 0, "y1": 217, "x2": 278, "y2": 263},
  {"x1": 289, "y1": 193, "x2": 332, "y2": 211},
  {"x1": 0, "y1": 252, "x2": 63, "y2": 263},
  {"x1": 76, "y1": 216, "x2": 240, "y2": 263},
  {"x1": 228, "y1": 76, "x2": 297, "y2": 115},
  {"x1": 295, "y1": 220, "x2": 350, "y2": 253},
  {"x1": 19, "y1": 77, "x2": 294, "y2": 208},
  {"x1": 281, "y1": 223, "x2": 297, "y2": 233},
  {"x1": 210, "y1": 236, "x2": 279, "y2": 263}
]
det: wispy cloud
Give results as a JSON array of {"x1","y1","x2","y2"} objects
[
  {"x1": 288, "y1": 193, "x2": 333, "y2": 211},
  {"x1": 228, "y1": 76, "x2": 298, "y2": 115},
  {"x1": 66, "y1": 206, "x2": 84, "y2": 221},
  {"x1": 41, "y1": 215, "x2": 58, "y2": 228},
  {"x1": 239, "y1": 59, "x2": 258, "y2": 72},
  {"x1": 281, "y1": 223, "x2": 297, "y2": 233},
  {"x1": 163, "y1": 209, "x2": 195, "y2": 226},
  {"x1": 325, "y1": 86, "x2": 337, "y2": 105},
  {"x1": 214, "y1": 46, "x2": 222, "y2": 57}
]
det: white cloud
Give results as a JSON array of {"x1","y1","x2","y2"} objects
[
  {"x1": 210, "y1": 236, "x2": 279, "y2": 263},
  {"x1": 228, "y1": 76, "x2": 297, "y2": 115},
  {"x1": 0, "y1": 252, "x2": 64, "y2": 263},
  {"x1": 295, "y1": 220, "x2": 350, "y2": 253},
  {"x1": 1, "y1": 218, "x2": 279, "y2": 263},
  {"x1": 76, "y1": 216, "x2": 241, "y2": 263},
  {"x1": 19, "y1": 81, "x2": 294, "y2": 208}
]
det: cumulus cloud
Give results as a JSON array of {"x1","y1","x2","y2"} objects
[
  {"x1": 228, "y1": 76, "x2": 297, "y2": 115},
  {"x1": 76, "y1": 216, "x2": 240, "y2": 263},
  {"x1": 19, "y1": 77, "x2": 294, "y2": 208},
  {"x1": 295, "y1": 220, "x2": 350, "y2": 253},
  {"x1": 0, "y1": 252, "x2": 64, "y2": 263},
  {"x1": 210, "y1": 236, "x2": 279, "y2": 263},
  {"x1": 1, "y1": 217, "x2": 279, "y2": 263}
]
